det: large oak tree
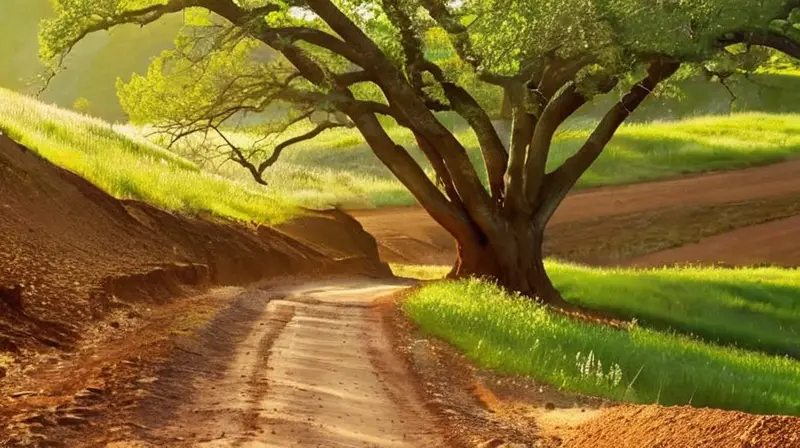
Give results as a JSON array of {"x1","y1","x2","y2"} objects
[{"x1": 41, "y1": 0, "x2": 800, "y2": 304}]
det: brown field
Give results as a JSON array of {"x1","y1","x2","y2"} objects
[{"x1": 351, "y1": 159, "x2": 800, "y2": 268}]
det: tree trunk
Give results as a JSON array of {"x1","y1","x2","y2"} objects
[
  {"x1": 500, "y1": 87, "x2": 513, "y2": 120},
  {"x1": 448, "y1": 225, "x2": 569, "y2": 308}
]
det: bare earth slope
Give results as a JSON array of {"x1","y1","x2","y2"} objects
[
  {"x1": 0, "y1": 132, "x2": 389, "y2": 354},
  {"x1": 563, "y1": 404, "x2": 800, "y2": 447},
  {"x1": 351, "y1": 159, "x2": 800, "y2": 267}
]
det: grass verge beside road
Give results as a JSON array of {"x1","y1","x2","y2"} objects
[{"x1": 404, "y1": 276, "x2": 800, "y2": 416}]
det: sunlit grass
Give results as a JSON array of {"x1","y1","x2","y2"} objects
[
  {"x1": 7, "y1": 87, "x2": 800, "y2": 217},
  {"x1": 391, "y1": 263, "x2": 451, "y2": 280},
  {"x1": 398, "y1": 261, "x2": 800, "y2": 358},
  {"x1": 405, "y1": 275, "x2": 800, "y2": 416},
  {"x1": 549, "y1": 263, "x2": 800, "y2": 358},
  {"x1": 0, "y1": 88, "x2": 298, "y2": 224}
]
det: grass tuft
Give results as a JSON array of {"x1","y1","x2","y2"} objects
[{"x1": 391, "y1": 263, "x2": 451, "y2": 280}]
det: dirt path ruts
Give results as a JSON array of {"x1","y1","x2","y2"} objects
[{"x1": 133, "y1": 279, "x2": 444, "y2": 447}]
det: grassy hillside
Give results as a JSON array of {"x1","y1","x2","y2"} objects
[
  {"x1": 0, "y1": 88, "x2": 297, "y2": 224},
  {"x1": 403, "y1": 266, "x2": 800, "y2": 416},
  {"x1": 4, "y1": 88, "x2": 800, "y2": 220},
  {"x1": 208, "y1": 112, "x2": 800, "y2": 208}
]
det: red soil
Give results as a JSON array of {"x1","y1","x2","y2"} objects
[
  {"x1": 0, "y1": 133, "x2": 389, "y2": 354},
  {"x1": 628, "y1": 214, "x2": 800, "y2": 267},
  {"x1": 563, "y1": 405, "x2": 800, "y2": 448},
  {"x1": 551, "y1": 159, "x2": 800, "y2": 224}
]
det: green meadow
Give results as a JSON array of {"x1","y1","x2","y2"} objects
[{"x1": 5, "y1": 87, "x2": 800, "y2": 216}]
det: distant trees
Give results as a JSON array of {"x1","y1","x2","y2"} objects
[
  {"x1": 41, "y1": 0, "x2": 800, "y2": 304},
  {"x1": 72, "y1": 97, "x2": 91, "y2": 113}
]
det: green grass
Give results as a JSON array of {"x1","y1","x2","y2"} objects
[
  {"x1": 550, "y1": 263, "x2": 800, "y2": 359},
  {"x1": 5, "y1": 84, "x2": 800, "y2": 220},
  {"x1": 0, "y1": 88, "x2": 298, "y2": 224},
  {"x1": 196, "y1": 112, "x2": 800, "y2": 208},
  {"x1": 405, "y1": 277, "x2": 800, "y2": 416},
  {"x1": 391, "y1": 263, "x2": 452, "y2": 280},
  {"x1": 553, "y1": 114, "x2": 800, "y2": 186},
  {"x1": 398, "y1": 262, "x2": 800, "y2": 358}
]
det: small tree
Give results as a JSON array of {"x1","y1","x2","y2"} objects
[
  {"x1": 41, "y1": 0, "x2": 800, "y2": 304},
  {"x1": 72, "y1": 96, "x2": 92, "y2": 113}
]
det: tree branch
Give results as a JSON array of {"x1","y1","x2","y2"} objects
[
  {"x1": 261, "y1": 27, "x2": 365, "y2": 66},
  {"x1": 209, "y1": 125, "x2": 268, "y2": 185},
  {"x1": 504, "y1": 102, "x2": 536, "y2": 215},
  {"x1": 256, "y1": 122, "x2": 344, "y2": 174},
  {"x1": 305, "y1": 0, "x2": 502, "y2": 241},
  {"x1": 407, "y1": 59, "x2": 508, "y2": 201},
  {"x1": 414, "y1": 133, "x2": 462, "y2": 204},
  {"x1": 334, "y1": 70, "x2": 373, "y2": 86},
  {"x1": 42, "y1": 0, "x2": 196, "y2": 88},
  {"x1": 537, "y1": 58, "x2": 680, "y2": 225},
  {"x1": 523, "y1": 83, "x2": 589, "y2": 212},
  {"x1": 347, "y1": 109, "x2": 484, "y2": 249},
  {"x1": 537, "y1": 53, "x2": 596, "y2": 100},
  {"x1": 722, "y1": 30, "x2": 800, "y2": 60}
]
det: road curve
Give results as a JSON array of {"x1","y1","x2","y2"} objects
[{"x1": 134, "y1": 280, "x2": 445, "y2": 447}]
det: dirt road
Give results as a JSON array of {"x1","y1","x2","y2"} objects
[
  {"x1": 4, "y1": 283, "x2": 798, "y2": 448},
  {"x1": 627, "y1": 214, "x2": 800, "y2": 267},
  {"x1": 128, "y1": 279, "x2": 444, "y2": 447},
  {"x1": 351, "y1": 159, "x2": 800, "y2": 267}
]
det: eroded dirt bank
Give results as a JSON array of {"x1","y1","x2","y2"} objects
[{"x1": 0, "y1": 132, "x2": 389, "y2": 357}]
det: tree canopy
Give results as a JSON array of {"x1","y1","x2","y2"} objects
[{"x1": 40, "y1": 0, "x2": 800, "y2": 301}]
